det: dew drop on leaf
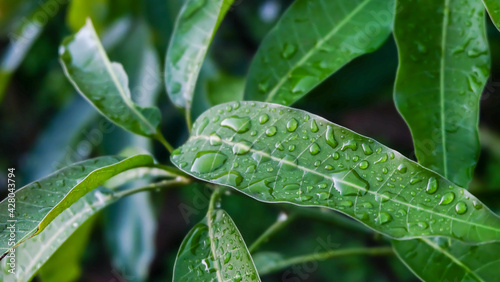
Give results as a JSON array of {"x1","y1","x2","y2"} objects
[
  {"x1": 191, "y1": 151, "x2": 227, "y2": 173},
  {"x1": 221, "y1": 116, "x2": 251, "y2": 133},
  {"x1": 455, "y1": 201, "x2": 468, "y2": 214},
  {"x1": 439, "y1": 192, "x2": 455, "y2": 205},
  {"x1": 286, "y1": 118, "x2": 298, "y2": 132},
  {"x1": 325, "y1": 125, "x2": 338, "y2": 148},
  {"x1": 425, "y1": 177, "x2": 438, "y2": 194},
  {"x1": 309, "y1": 143, "x2": 321, "y2": 155}
]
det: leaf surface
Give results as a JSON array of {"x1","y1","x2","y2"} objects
[
  {"x1": 59, "y1": 20, "x2": 162, "y2": 139},
  {"x1": 165, "y1": 0, "x2": 234, "y2": 118},
  {"x1": 394, "y1": 0, "x2": 490, "y2": 187},
  {"x1": 0, "y1": 155, "x2": 154, "y2": 257},
  {"x1": 483, "y1": 0, "x2": 500, "y2": 30},
  {"x1": 244, "y1": 0, "x2": 395, "y2": 105},
  {"x1": 173, "y1": 209, "x2": 260, "y2": 281},
  {"x1": 171, "y1": 102, "x2": 500, "y2": 243},
  {"x1": 393, "y1": 238, "x2": 500, "y2": 281}
]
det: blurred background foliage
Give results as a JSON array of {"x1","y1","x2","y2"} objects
[{"x1": 1, "y1": 0, "x2": 500, "y2": 281}]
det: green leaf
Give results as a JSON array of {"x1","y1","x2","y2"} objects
[
  {"x1": 37, "y1": 216, "x2": 97, "y2": 282},
  {"x1": 170, "y1": 101, "x2": 500, "y2": 243},
  {"x1": 0, "y1": 185, "x2": 132, "y2": 281},
  {"x1": 483, "y1": 0, "x2": 500, "y2": 31},
  {"x1": 165, "y1": 0, "x2": 234, "y2": 124},
  {"x1": 59, "y1": 20, "x2": 163, "y2": 140},
  {"x1": 244, "y1": 0, "x2": 395, "y2": 106},
  {"x1": 393, "y1": 238, "x2": 500, "y2": 281},
  {"x1": 173, "y1": 209, "x2": 260, "y2": 281},
  {"x1": 393, "y1": 0, "x2": 490, "y2": 187},
  {"x1": 0, "y1": 154, "x2": 154, "y2": 257}
]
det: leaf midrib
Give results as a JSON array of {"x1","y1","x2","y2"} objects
[
  {"x1": 191, "y1": 135, "x2": 500, "y2": 234},
  {"x1": 88, "y1": 20, "x2": 157, "y2": 135},
  {"x1": 438, "y1": 0, "x2": 451, "y2": 178},
  {"x1": 264, "y1": 0, "x2": 372, "y2": 102}
]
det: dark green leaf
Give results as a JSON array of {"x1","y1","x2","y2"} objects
[
  {"x1": 173, "y1": 209, "x2": 260, "y2": 281},
  {"x1": 59, "y1": 20, "x2": 163, "y2": 139},
  {"x1": 483, "y1": 0, "x2": 500, "y2": 31},
  {"x1": 0, "y1": 155, "x2": 154, "y2": 257},
  {"x1": 165, "y1": 0, "x2": 234, "y2": 123},
  {"x1": 393, "y1": 238, "x2": 500, "y2": 281},
  {"x1": 394, "y1": 0, "x2": 490, "y2": 187},
  {"x1": 171, "y1": 101, "x2": 500, "y2": 243},
  {"x1": 244, "y1": 0, "x2": 395, "y2": 105}
]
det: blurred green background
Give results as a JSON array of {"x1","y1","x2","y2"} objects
[{"x1": 1, "y1": 0, "x2": 500, "y2": 281}]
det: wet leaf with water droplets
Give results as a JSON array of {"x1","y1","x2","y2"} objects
[
  {"x1": 0, "y1": 155, "x2": 154, "y2": 258},
  {"x1": 59, "y1": 20, "x2": 163, "y2": 139},
  {"x1": 171, "y1": 102, "x2": 500, "y2": 243},
  {"x1": 245, "y1": 0, "x2": 395, "y2": 105},
  {"x1": 173, "y1": 209, "x2": 260, "y2": 281}
]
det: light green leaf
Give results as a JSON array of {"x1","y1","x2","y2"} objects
[
  {"x1": 59, "y1": 20, "x2": 163, "y2": 140},
  {"x1": 244, "y1": 0, "x2": 395, "y2": 106},
  {"x1": 171, "y1": 101, "x2": 500, "y2": 243},
  {"x1": 66, "y1": 0, "x2": 109, "y2": 33},
  {"x1": 165, "y1": 0, "x2": 234, "y2": 125},
  {"x1": 37, "y1": 216, "x2": 97, "y2": 282},
  {"x1": 173, "y1": 209, "x2": 260, "y2": 281},
  {"x1": 483, "y1": 0, "x2": 500, "y2": 30},
  {"x1": 0, "y1": 154, "x2": 154, "y2": 257},
  {"x1": 393, "y1": 238, "x2": 500, "y2": 281},
  {"x1": 393, "y1": 0, "x2": 490, "y2": 187}
]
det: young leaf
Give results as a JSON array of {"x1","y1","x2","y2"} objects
[
  {"x1": 394, "y1": 0, "x2": 490, "y2": 187},
  {"x1": 244, "y1": 0, "x2": 395, "y2": 106},
  {"x1": 59, "y1": 20, "x2": 163, "y2": 140},
  {"x1": 0, "y1": 154, "x2": 154, "y2": 257},
  {"x1": 483, "y1": 0, "x2": 500, "y2": 30},
  {"x1": 173, "y1": 209, "x2": 260, "y2": 281},
  {"x1": 393, "y1": 238, "x2": 500, "y2": 281},
  {"x1": 171, "y1": 102, "x2": 500, "y2": 243},
  {"x1": 165, "y1": 0, "x2": 234, "y2": 126}
]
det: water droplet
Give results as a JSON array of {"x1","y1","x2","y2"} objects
[
  {"x1": 221, "y1": 116, "x2": 251, "y2": 133},
  {"x1": 286, "y1": 118, "x2": 298, "y2": 132},
  {"x1": 233, "y1": 140, "x2": 252, "y2": 155},
  {"x1": 332, "y1": 170, "x2": 369, "y2": 196},
  {"x1": 243, "y1": 178, "x2": 275, "y2": 198},
  {"x1": 284, "y1": 183, "x2": 300, "y2": 191},
  {"x1": 309, "y1": 143, "x2": 320, "y2": 155},
  {"x1": 397, "y1": 164, "x2": 407, "y2": 173},
  {"x1": 252, "y1": 149, "x2": 271, "y2": 163},
  {"x1": 332, "y1": 152, "x2": 340, "y2": 160},
  {"x1": 472, "y1": 200, "x2": 483, "y2": 210},
  {"x1": 426, "y1": 177, "x2": 438, "y2": 194},
  {"x1": 281, "y1": 42, "x2": 297, "y2": 59},
  {"x1": 317, "y1": 192, "x2": 332, "y2": 200},
  {"x1": 455, "y1": 201, "x2": 467, "y2": 214},
  {"x1": 196, "y1": 117, "x2": 209, "y2": 135},
  {"x1": 359, "y1": 161, "x2": 369, "y2": 170},
  {"x1": 362, "y1": 143, "x2": 373, "y2": 155},
  {"x1": 310, "y1": 120, "x2": 319, "y2": 132},
  {"x1": 375, "y1": 191, "x2": 394, "y2": 203},
  {"x1": 376, "y1": 212, "x2": 392, "y2": 225},
  {"x1": 288, "y1": 145, "x2": 296, "y2": 152},
  {"x1": 410, "y1": 176, "x2": 422, "y2": 184},
  {"x1": 340, "y1": 140, "x2": 357, "y2": 151},
  {"x1": 325, "y1": 126, "x2": 338, "y2": 148},
  {"x1": 209, "y1": 133, "x2": 222, "y2": 146},
  {"x1": 266, "y1": 126, "x2": 277, "y2": 136},
  {"x1": 212, "y1": 171, "x2": 243, "y2": 186},
  {"x1": 374, "y1": 154, "x2": 388, "y2": 164},
  {"x1": 259, "y1": 114, "x2": 270, "y2": 124},
  {"x1": 439, "y1": 192, "x2": 455, "y2": 205},
  {"x1": 224, "y1": 252, "x2": 231, "y2": 264},
  {"x1": 191, "y1": 151, "x2": 227, "y2": 173}
]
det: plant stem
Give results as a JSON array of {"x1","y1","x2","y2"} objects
[
  {"x1": 259, "y1": 246, "x2": 394, "y2": 275},
  {"x1": 156, "y1": 133, "x2": 174, "y2": 153},
  {"x1": 207, "y1": 188, "x2": 222, "y2": 216},
  {"x1": 249, "y1": 213, "x2": 296, "y2": 253},
  {"x1": 114, "y1": 177, "x2": 190, "y2": 199},
  {"x1": 185, "y1": 108, "x2": 192, "y2": 133}
]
